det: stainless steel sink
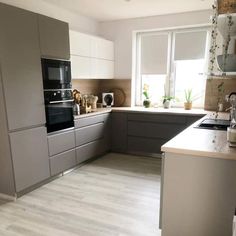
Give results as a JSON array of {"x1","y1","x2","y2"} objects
[{"x1": 196, "y1": 118, "x2": 230, "y2": 131}]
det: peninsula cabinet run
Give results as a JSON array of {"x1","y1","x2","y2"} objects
[
  {"x1": 111, "y1": 112, "x2": 204, "y2": 156},
  {"x1": 0, "y1": 2, "x2": 70, "y2": 198}
]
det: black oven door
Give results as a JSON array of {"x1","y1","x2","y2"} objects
[
  {"x1": 41, "y1": 58, "x2": 71, "y2": 90},
  {"x1": 45, "y1": 101, "x2": 74, "y2": 133}
]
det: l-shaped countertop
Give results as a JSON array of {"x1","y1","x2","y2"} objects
[{"x1": 74, "y1": 107, "x2": 236, "y2": 161}]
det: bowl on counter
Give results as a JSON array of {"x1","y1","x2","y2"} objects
[{"x1": 217, "y1": 54, "x2": 236, "y2": 72}]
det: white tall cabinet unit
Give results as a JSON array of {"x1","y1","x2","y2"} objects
[{"x1": 70, "y1": 30, "x2": 114, "y2": 79}]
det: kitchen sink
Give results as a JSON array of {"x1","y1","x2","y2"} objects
[{"x1": 196, "y1": 118, "x2": 230, "y2": 131}]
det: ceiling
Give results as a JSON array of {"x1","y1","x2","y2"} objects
[{"x1": 42, "y1": 0, "x2": 213, "y2": 22}]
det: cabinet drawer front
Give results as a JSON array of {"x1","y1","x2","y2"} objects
[
  {"x1": 128, "y1": 136, "x2": 167, "y2": 155},
  {"x1": 75, "y1": 123, "x2": 104, "y2": 146},
  {"x1": 76, "y1": 139, "x2": 104, "y2": 164},
  {"x1": 48, "y1": 130, "x2": 75, "y2": 156},
  {"x1": 128, "y1": 121, "x2": 185, "y2": 140},
  {"x1": 74, "y1": 113, "x2": 109, "y2": 128},
  {"x1": 127, "y1": 114, "x2": 186, "y2": 124},
  {"x1": 10, "y1": 127, "x2": 50, "y2": 192},
  {"x1": 50, "y1": 149, "x2": 76, "y2": 176}
]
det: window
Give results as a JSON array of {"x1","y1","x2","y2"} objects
[{"x1": 134, "y1": 27, "x2": 210, "y2": 108}]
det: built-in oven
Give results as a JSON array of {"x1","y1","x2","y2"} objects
[
  {"x1": 41, "y1": 58, "x2": 72, "y2": 90},
  {"x1": 44, "y1": 89, "x2": 74, "y2": 133}
]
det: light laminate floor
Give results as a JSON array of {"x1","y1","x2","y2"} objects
[{"x1": 0, "y1": 153, "x2": 162, "y2": 236}]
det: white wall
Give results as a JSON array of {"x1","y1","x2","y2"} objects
[
  {"x1": 0, "y1": 0, "x2": 99, "y2": 35},
  {"x1": 99, "y1": 10, "x2": 212, "y2": 79}
]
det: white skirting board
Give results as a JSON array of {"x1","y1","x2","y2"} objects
[{"x1": 0, "y1": 193, "x2": 16, "y2": 201}]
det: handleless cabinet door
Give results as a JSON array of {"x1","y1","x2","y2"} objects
[
  {"x1": 71, "y1": 55, "x2": 91, "y2": 79},
  {"x1": 38, "y1": 15, "x2": 70, "y2": 60},
  {"x1": 10, "y1": 126, "x2": 50, "y2": 192},
  {"x1": 69, "y1": 30, "x2": 91, "y2": 57},
  {"x1": 0, "y1": 3, "x2": 46, "y2": 131}
]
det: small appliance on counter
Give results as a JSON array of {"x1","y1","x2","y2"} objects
[
  {"x1": 102, "y1": 93, "x2": 114, "y2": 107},
  {"x1": 227, "y1": 92, "x2": 236, "y2": 147}
]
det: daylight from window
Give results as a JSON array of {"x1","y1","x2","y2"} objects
[{"x1": 135, "y1": 28, "x2": 209, "y2": 108}]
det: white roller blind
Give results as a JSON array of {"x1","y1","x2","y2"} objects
[
  {"x1": 174, "y1": 30, "x2": 207, "y2": 60},
  {"x1": 140, "y1": 33, "x2": 169, "y2": 74}
]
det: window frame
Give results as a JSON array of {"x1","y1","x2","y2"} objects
[{"x1": 132, "y1": 25, "x2": 211, "y2": 108}]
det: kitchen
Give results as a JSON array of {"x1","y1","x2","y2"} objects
[{"x1": 0, "y1": 0, "x2": 236, "y2": 236}]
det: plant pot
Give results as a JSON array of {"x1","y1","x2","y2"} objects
[
  {"x1": 163, "y1": 100, "x2": 171, "y2": 109},
  {"x1": 184, "y1": 102, "x2": 192, "y2": 110},
  {"x1": 143, "y1": 99, "x2": 151, "y2": 108}
]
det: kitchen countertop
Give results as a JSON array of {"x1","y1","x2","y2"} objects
[
  {"x1": 74, "y1": 108, "x2": 112, "y2": 119},
  {"x1": 74, "y1": 106, "x2": 207, "y2": 119},
  {"x1": 112, "y1": 106, "x2": 207, "y2": 116},
  {"x1": 161, "y1": 112, "x2": 236, "y2": 161}
]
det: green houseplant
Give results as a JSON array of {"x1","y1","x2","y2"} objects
[
  {"x1": 184, "y1": 89, "x2": 193, "y2": 110},
  {"x1": 142, "y1": 84, "x2": 151, "y2": 108},
  {"x1": 184, "y1": 89, "x2": 201, "y2": 110},
  {"x1": 162, "y1": 96, "x2": 174, "y2": 109}
]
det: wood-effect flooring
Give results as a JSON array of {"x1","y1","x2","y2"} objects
[{"x1": 0, "y1": 153, "x2": 162, "y2": 236}]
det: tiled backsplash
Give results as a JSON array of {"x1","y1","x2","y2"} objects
[
  {"x1": 72, "y1": 79, "x2": 131, "y2": 107},
  {"x1": 204, "y1": 77, "x2": 236, "y2": 111}
]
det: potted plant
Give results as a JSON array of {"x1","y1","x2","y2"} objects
[
  {"x1": 143, "y1": 84, "x2": 151, "y2": 108},
  {"x1": 163, "y1": 96, "x2": 174, "y2": 109},
  {"x1": 184, "y1": 89, "x2": 193, "y2": 110}
]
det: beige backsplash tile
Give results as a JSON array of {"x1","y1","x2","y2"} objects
[
  {"x1": 72, "y1": 79, "x2": 131, "y2": 107},
  {"x1": 204, "y1": 77, "x2": 236, "y2": 111}
]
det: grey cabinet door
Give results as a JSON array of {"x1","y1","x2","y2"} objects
[
  {"x1": 76, "y1": 140, "x2": 104, "y2": 164},
  {"x1": 0, "y1": 3, "x2": 46, "y2": 131},
  {"x1": 38, "y1": 15, "x2": 70, "y2": 60},
  {"x1": 111, "y1": 113, "x2": 127, "y2": 153},
  {"x1": 50, "y1": 149, "x2": 76, "y2": 176},
  {"x1": 10, "y1": 127, "x2": 50, "y2": 192},
  {"x1": 75, "y1": 123, "x2": 104, "y2": 147},
  {"x1": 48, "y1": 130, "x2": 75, "y2": 156}
]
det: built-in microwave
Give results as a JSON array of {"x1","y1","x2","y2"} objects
[{"x1": 41, "y1": 58, "x2": 72, "y2": 90}]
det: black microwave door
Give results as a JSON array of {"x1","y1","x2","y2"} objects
[
  {"x1": 41, "y1": 59, "x2": 71, "y2": 89},
  {"x1": 45, "y1": 102, "x2": 74, "y2": 133}
]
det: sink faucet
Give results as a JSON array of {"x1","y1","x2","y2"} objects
[{"x1": 228, "y1": 92, "x2": 236, "y2": 127}]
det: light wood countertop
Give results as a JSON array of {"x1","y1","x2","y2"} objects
[
  {"x1": 74, "y1": 108, "x2": 112, "y2": 119},
  {"x1": 161, "y1": 112, "x2": 236, "y2": 161},
  {"x1": 112, "y1": 107, "x2": 207, "y2": 116}
]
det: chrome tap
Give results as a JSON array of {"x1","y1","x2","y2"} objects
[{"x1": 228, "y1": 93, "x2": 236, "y2": 127}]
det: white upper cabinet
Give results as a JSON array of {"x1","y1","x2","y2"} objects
[
  {"x1": 69, "y1": 30, "x2": 114, "y2": 79},
  {"x1": 90, "y1": 58, "x2": 114, "y2": 79},
  {"x1": 70, "y1": 31, "x2": 90, "y2": 57},
  {"x1": 91, "y1": 37, "x2": 114, "y2": 60},
  {"x1": 71, "y1": 55, "x2": 91, "y2": 79}
]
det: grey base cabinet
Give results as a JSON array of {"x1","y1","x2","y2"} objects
[
  {"x1": 47, "y1": 129, "x2": 76, "y2": 176},
  {"x1": 75, "y1": 113, "x2": 111, "y2": 164},
  {"x1": 111, "y1": 112, "x2": 203, "y2": 156},
  {"x1": 76, "y1": 139, "x2": 105, "y2": 164},
  {"x1": 50, "y1": 149, "x2": 76, "y2": 176},
  {"x1": 9, "y1": 127, "x2": 50, "y2": 192},
  {"x1": 111, "y1": 113, "x2": 127, "y2": 153},
  {"x1": 161, "y1": 152, "x2": 236, "y2": 236}
]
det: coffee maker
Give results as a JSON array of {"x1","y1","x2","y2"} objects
[{"x1": 227, "y1": 92, "x2": 236, "y2": 147}]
